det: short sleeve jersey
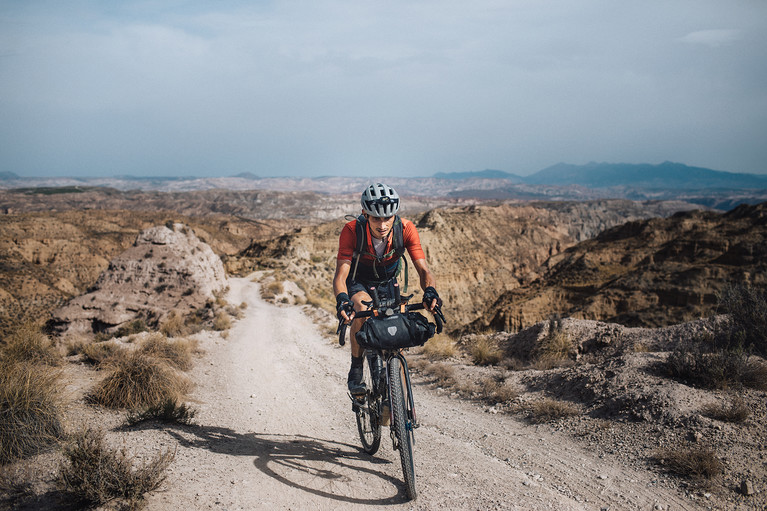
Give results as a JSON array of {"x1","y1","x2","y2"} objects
[{"x1": 337, "y1": 217, "x2": 426, "y2": 267}]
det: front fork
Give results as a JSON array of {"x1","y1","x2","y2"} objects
[{"x1": 386, "y1": 351, "x2": 417, "y2": 450}]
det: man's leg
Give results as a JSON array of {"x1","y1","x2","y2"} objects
[{"x1": 347, "y1": 290, "x2": 372, "y2": 394}]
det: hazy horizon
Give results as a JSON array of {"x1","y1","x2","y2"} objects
[{"x1": 2, "y1": 1, "x2": 766, "y2": 179}]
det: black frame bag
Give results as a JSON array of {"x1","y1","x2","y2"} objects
[{"x1": 356, "y1": 312, "x2": 436, "y2": 350}]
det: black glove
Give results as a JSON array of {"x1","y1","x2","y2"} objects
[
  {"x1": 423, "y1": 286, "x2": 442, "y2": 308},
  {"x1": 336, "y1": 292, "x2": 354, "y2": 321}
]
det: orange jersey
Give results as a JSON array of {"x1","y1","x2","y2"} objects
[{"x1": 337, "y1": 217, "x2": 425, "y2": 266}]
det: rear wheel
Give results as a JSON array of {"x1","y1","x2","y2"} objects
[
  {"x1": 355, "y1": 354, "x2": 381, "y2": 454},
  {"x1": 389, "y1": 357, "x2": 416, "y2": 500}
]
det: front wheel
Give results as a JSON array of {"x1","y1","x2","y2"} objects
[
  {"x1": 355, "y1": 353, "x2": 381, "y2": 455},
  {"x1": 389, "y1": 356, "x2": 416, "y2": 500}
]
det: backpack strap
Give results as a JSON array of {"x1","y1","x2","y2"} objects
[{"x1": 351, "y1": 215, "x2": 408, "y2": 291}]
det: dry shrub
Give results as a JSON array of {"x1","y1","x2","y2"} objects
[
  {"x1": 88, "y1": 352, "x2": 190, "y2": 409},
  {"x1": 138, "y1": 333, "x2": 195, "y2": 371},
  {"x1": 469, "y1": 336, "x2": 503, "y2": 366},
  {"x1": 701, "y1": 395, "x2": 751, "y2": 423},
  {"x1": 478, "y1": 377, "x2": 518, "y2": 405},
  {"x1": 80, "y1": 341, "x2": 125, "y2": 367},
  {"x1": 57, "y1": 429, "x2": 174, "y2": 509},
  {"x1": 212, "y1": 312, "x2": 231, "y2": 331},
  {"x1": 1, "y1": 324, "x2": 61, "y2": 366},
  {"x1": 533, "y1": 316, "x2": 574, "y2": 367},
  {"x1": 262, "y1": 281, "x2": 284, "y2": 299},
  {"x1": 0, "y1": 361, "x2": 64, "y2": 464},
  {"x1": 159, "y1": 311, "x2": 186, "y2": 338},
  {"x1": 213, "y1": 287, "x2": 229, "y2": 308},
  {"x1": 422, "y1": 334, "x2": 457, "y2": 360},
  {"x1": 422, "y1": 362, "x2": 457, "y2": 387},
  {"x1": 717, "y1": 284, "x2": 767, "y2": 356},
  {"x1": 666, "y1": 344, "x2": 767, "y2": 390},
  {"x1": 652, "y1": 445, "x2": 723, "y2": 480},
  {"x1": 526, "y1": 398, "x2": 579, "y2": 423},
  {"x1": 226, "y1": 304, "x2": 244, "y2": 319},
  {"x1": 127, "y1": 398, "x2": 197, "y2": 426}
]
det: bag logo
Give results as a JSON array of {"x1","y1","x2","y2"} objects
[{"x1": 387, "y1": 326, "x2": 398, "y2": 336}]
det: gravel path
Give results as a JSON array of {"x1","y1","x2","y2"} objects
[{"x1": 143, "y1": 276, "x2": 703, "y2": 510}]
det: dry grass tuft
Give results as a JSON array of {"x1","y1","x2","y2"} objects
[
  {"x1": 0, "y1": 360, "x2": 64, "y2": 464},
  {"x1": 422, "y1": 334, "x2": 458, "y2": 360},
  {"x1": 159, "y1": 311, "x2": 187, "y2": 338},
  {"x1": 212, "y1": 312, "x2": 231, "y2": 332},
  {"x1": 526, "y1": 398, "x2": 579, "y2": 423},
  {"x1": 469, "y1": 336, "x2": 503, "y2": 366},
  {"x1": 422, "y1": 362, "x2": 457, "y2": 387},
  {"x1": 652, "y1": 445, "x2": 723, "y2": 480},
  {"x1": 478, "y1": 377, "x2": 518, "y2": 404},
  {"x1": 261, "y1": 281, "x2": 284, "y2": 300},
  {"x1": 88, "y1": 352, "x2": 191, "y2": 409},
  {"x1": 533, "y1": 316, "x2": 574, "y2": 367},
  {"x1": 701, "y1": 395, "x2": 751, "y2": 423},
  {"x1": 138, "y1": 333, "x2": 195, "y2": 371},
  {"x1": 57, "y1": 429, "x2": 174, "y2": 509},
  {"x1": 80, "y1": 341, "x2": 125, "y2": 367},
  {"x1": 1, "y1": 323, "x2": 61, "y2": 366}
]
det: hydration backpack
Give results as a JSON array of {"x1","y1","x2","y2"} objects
[{"x1": 351, "y1": 214, "x2": 409, "y2": 290}]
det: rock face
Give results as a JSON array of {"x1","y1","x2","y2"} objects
[
  {"x1": 239, "y1": 199, "x2": 702, "y2": 329},
  {"x1": 478, "y1": 202, "x2": 767, "y2": 332},
  {"x1": 49, "y1": 223, "x2": 227, "y2": 337}
]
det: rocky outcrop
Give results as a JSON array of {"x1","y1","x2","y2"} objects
[
  {"x1": 478, "y1": 202, "x2": 767, "y2": 332},
  {"x1": 49, "y1": 223, "x2": 227, "y2": 337}
]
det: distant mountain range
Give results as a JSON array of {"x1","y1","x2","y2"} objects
[
  {"x1": 3, "y1": 162, "x2": 766, "y2": 211},
  {"x1": 437, "y1": 162, "x2": 767, "y2": 190}
]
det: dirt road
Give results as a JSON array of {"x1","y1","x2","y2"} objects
[{"x1": 144, "y1": 276, "x2": 703, "y2": 510}]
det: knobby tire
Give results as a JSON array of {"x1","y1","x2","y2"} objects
[
  {"x1": 389, "y1": 357, "x2": 417, "y2": 500},
  {"x1": 355, "y1": 353, "x2": 381, "y2": 455}
]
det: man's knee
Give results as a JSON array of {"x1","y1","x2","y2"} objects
[{"x1": 352, "y1": 291, "x2": 372, "y2": 311}]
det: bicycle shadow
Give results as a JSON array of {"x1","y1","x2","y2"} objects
[{"x1": 130, "y1": 421, "x2": 407, "y2": 505}]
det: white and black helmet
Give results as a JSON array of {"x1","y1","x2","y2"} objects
[{"x1": 361, "y1": 182, "x2": 400, "y2": 217}]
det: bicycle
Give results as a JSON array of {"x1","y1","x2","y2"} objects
[{"x1": 337, "y1": 284, "x2": 445, "y2": 500}]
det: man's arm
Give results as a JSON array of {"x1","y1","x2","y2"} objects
[
  {"x1": 412, "y1": 258, "x2": 439, "y2": 311},
  {"x1": 333, "y1": 259, "x2": 354, "y2": 323},
  {"x1": 333, "y1": 259, "x2": 351, "y2": 297}
]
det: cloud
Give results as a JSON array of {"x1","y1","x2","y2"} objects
[{"x1": 678, "y1": 29, "x2": 742, "y2": 48}]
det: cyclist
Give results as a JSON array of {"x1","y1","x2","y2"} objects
[{"x1": 333, "y1": 182, "x2": 442, "y2": 394}]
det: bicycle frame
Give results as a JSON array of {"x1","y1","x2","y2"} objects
[{"x1": 338, "y1": 285, "x2": 444, "y2": 500}]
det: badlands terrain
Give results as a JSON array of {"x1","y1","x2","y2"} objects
[{"x1": 1, "y1": 186, "x2": 766, "y2": 510}]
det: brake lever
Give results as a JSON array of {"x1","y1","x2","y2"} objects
[{"x1": 434, "y1": 305, "x2": 446, "y2": 325}]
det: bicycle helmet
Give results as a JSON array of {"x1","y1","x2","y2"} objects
[{"x1": 361, "y1": 183, "x2": 400, "y2": 217}]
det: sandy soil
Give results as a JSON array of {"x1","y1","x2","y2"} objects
[{"x1": 131, "y1": 276, "x2": 710, "y2": 511}]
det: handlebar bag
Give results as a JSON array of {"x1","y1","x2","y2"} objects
[{"x1": 356, "y1": 311, "x2": 436, "y2": 350}]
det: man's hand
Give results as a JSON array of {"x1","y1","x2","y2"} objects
[
  {"x1": 422, "y1": 286, "x2": 442, "y2": 312},
  {"x1": 336, "y1": 292, "x2": 355, "y2": 323}
]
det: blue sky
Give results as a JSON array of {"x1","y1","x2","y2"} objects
[{"x1": 1, "y1": 1, "x2": 766, "y2": 178}]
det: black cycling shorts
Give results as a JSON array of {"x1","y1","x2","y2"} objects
[{"x1": 346, "y1": 277, "x2": 399, "y2": 303}]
